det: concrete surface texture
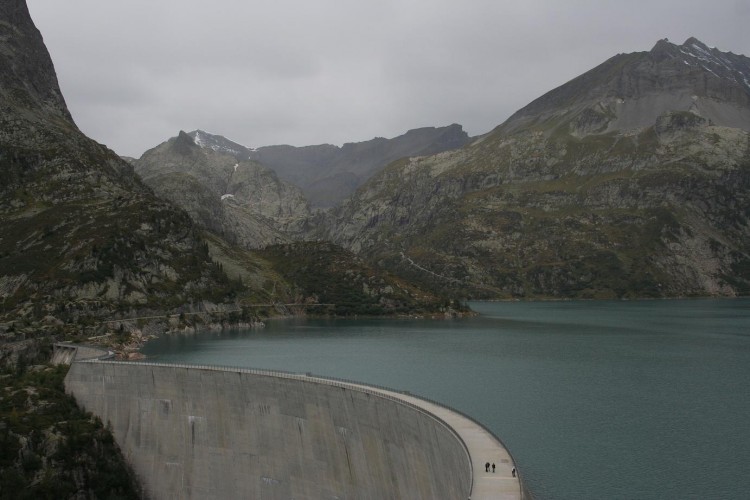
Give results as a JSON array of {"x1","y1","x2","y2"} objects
[
  {"x1": 65, "y1": 359, "x2": 527, "y2": 499},
  {"x1": 356, "y1": 386, "x2": 526, "y2": 499},
  {"x1": 66, "y1": 361, "x2": 481, "y2": 499},
  {"x1": 51, "y1": 343, "x2": 111, "y2": 365}
]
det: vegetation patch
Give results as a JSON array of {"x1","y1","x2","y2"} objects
[
  {"x1": 257, "y1": 242, "x2": 465, "y2": 316},
  {"x1": 0, "y1": 361, "x2": 141, "y2": 499}
]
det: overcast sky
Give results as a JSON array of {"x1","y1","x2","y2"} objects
[{"x1": 27, "y1": 0, "x2": 750, "y2": 158}]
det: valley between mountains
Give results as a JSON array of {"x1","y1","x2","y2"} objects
[
  {"x1": 2, "y1": 0, "x2": 749, "y2": 352},
  {"x1": 132, "y1": 37, "x2": 750, "y2": 303},
  {"x1": 1, "y1": 1, "x2": 749, "y2": 496}
]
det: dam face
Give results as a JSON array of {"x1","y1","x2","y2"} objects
[{"x1": 65, "y1": 361, "x2": 472, "y2": 500}]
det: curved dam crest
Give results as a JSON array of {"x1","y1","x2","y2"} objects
[{"x1": 63, "y1": 349, "x2": 525, "y2": 499}]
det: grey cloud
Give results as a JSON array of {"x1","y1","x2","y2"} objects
[{"x1": 27, "y1": 0, "x2": 750, "y2": 157}]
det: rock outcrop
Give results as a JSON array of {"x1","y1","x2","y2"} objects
[{"x1": 134, "y1": 131, "x2": 311, "y2": 249}]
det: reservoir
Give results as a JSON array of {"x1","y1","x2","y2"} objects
[{"x1": 141, "y1": 299, "x2": 750, "y2": 499}]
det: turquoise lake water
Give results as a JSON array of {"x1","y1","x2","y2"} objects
[{"x1": 141, "y1": 299, "x2": 750, "y2": 499}]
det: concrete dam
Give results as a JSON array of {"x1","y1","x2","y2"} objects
[{"x1": 64, "y1": 353, "x2": 526, "y2": 499}]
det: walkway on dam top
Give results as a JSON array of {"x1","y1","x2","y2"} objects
[{"x1": 305, "y1": 375, "x2": 524, "y2": 500}]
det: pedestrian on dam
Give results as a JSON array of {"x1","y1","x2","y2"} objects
[
  {"x1": 485, "y1": 462, "x2": 490, "y2": 472},
  {"x1": 492, "y1": 463, "x2": 495, "y2": 473},
  {"x1": 512, "y1": 467, "x2": 516, "y2": 477}
]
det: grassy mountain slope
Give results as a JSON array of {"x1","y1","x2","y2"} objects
[
  {"x1": 257, "y1": 241, "x2": 466, "y2": 316},
  {"x1": 324, "y1": 40, "x2": 750, "y2": 299}
]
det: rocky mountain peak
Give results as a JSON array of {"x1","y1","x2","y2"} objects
[
  {"x1": 650, "y1": 37, "x2": 715, "y2": 58},
  {"x1": 188, "y1": 130, "x2": 254, "y2": 160},
  {"x1": 133, "y1": 130, "x2": 312, "y2": 248},
  {"x1": 649, "y1": 37, "x2": 677, "y2": 61},
  {"x1": 682, "y1": 36, "x2": 709, "y2": 50},
  {"x1": 498, "y1": 37, "x2": 750, "y2": 137},
  {"x1": 647, "y1": 37, "x2": 750, "y2": 94},
  {"x1": 324, "y1": 36, "x2": 750, "y2": 299},
  {"x1": 173, "y1": 130, "x2": 200, "y2": 155},
  {"x1": 1, "y1": 1, "x2": 248, "y2": 328},
  {"x1": 676, "y1": 38, "x2": 750, "y2": 87},
  {"x1": 0, "y1": 0, "x2": 72, "y2": 122}
]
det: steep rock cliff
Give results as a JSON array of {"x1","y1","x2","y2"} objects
[{"x1": 0, "y1": 1, "x2": 240, "y2": 331}]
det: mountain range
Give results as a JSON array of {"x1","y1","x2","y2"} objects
[
  {"x1": 246, "y1": 124, "x2": 471, "y2": 207},
  {"x1": 134, "y1": 124, "x2": 470, "y2": 209},
  {"x1": 2, "y1": 0, "x2": 749, "y2": 337},
  {"x1": 129, "y1": 37, "x2": 750, "y2": 300},
  {"x1": 132, "y1": 123, "x2": 472, "y2": 247},
  {"x1": 320, "y1": 38, "x2": 750, "y2": 298},
  {"x1": 2, "y1": 7, "x2": 749, "y2": 493},
  {"x1": 0, "y1": 0, "x2": 449, "y2": 350}
]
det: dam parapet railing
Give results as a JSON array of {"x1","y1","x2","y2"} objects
[{"x1": 74, "y1": 357, "x2": 530, "y2": 499}]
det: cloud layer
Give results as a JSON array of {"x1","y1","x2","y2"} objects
[{"x1": 28, "y1": 0, "x2": 750, "y2": 157}]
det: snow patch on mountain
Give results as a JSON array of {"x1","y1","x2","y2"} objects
[
  {"x1": 188, "y1": 130, "x2": 254, "y2": 159},
  {"x1": 677, "y1": 39, "x2": 750, "y2": 89}
]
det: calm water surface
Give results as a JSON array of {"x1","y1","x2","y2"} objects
[{"x1": 141, "y1": 299, "x2": 750, "y2": 499}]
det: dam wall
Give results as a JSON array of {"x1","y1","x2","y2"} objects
[
  {"x1": 65, "y1": 360, "x2": 473, "y2": 500},
  {"x1": 51, "y1": 343, "x2": 112, "y2": 365}
]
